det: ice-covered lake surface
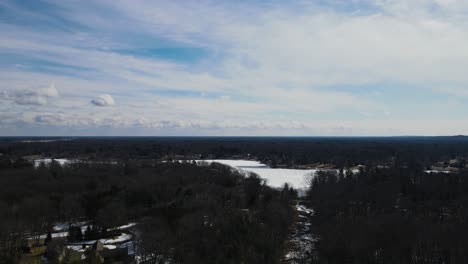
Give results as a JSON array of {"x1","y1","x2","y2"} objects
[{"x1": 195, "y1": 160, "x2": 318, "y2": 189}]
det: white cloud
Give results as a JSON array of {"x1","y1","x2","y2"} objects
[
  {"x1": 2, "y1": 0, "x2": 468, "y2": 135},
  {"x1": 14, "y1": 93, "x2": 48, "y2": 106},
  {"x1": 79, "y1": 0, "x2": 468, "y2": 90},
  {"x1": 91, "y1": 94, "x2": 116, "y2": 107},
  {"x1": 40, "y1": 83, "x2": 59, "y2": 98},
  {"x1": 1, "y1": 83, "x2": 59, "y2": 106}
]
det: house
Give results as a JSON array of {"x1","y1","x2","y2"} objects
[
  {"x1": 93, "y1": 240, "x2": 104, "y2": 252},
  {"x1": 84, "y1": 240, "x2": 133, "y2": 264}
]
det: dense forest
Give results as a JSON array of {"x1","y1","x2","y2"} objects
[
  {"x1": 0, "y1": 158, "x2": 294, "y2": 263},
  {"x1": 2, "y1": 137, "x2": 468, "y2": 263},
  {"x1": 308, "y1": 166, "x2": 468, "y2": 263}
]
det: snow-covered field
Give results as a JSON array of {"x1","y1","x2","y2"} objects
[
  {"x1": 34, "y1": 158, "x2": 71, "y2": 167},
  {"x1": 424, "y1": 170, "x2": 452, "y2": 174},
  {"x1": 33, "y1": 158, "x2": 118, "y2": 168},
  {"x1": 194, "y1": 160, "x2": 317, "y2": 189}
]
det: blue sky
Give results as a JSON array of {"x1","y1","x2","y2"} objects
[{"x1": 2, "y1": 0, "x2": 468, "y2": 136}]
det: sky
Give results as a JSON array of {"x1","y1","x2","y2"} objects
[{"x1": 2, "y1": 0, "x2": 468, "y2": 136}]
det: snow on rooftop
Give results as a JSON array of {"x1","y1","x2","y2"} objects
[
  {"x1": 36, "y1": 231, "x2": 68, "y2": 239},
  {"x1": 103, "y1": 244, "x2": 117, "y2": 250},
  {"x1": 101, "y1": 233, "x2": 132, "y2": 244},
  {"x1": 114, "y1": 222, "x2": 137, "y2": 230}
]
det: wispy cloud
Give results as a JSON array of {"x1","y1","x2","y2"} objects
[{"x1": 1, "y1": 0, "x2": 468, "y2": 135}]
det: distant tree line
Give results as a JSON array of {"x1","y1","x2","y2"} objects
[{"x1": 2, "y1": 136, "x2": 468, "y2": 167}]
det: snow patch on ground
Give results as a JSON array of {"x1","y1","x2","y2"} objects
[
  {"x1": 284, "y1": 204, "x2": 318, "y2": 263},
  {"x1": 66, "y1": 245, "x2": 86, "y2": 252},
  {"x1": 296, "y1": 205, "x2": 314, "y2": 216},
  {"x1": 53, "y1": 221, "x2": 90, "y2": 232}
]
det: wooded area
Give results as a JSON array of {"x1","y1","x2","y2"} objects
[
  {"x1": 308, "y1": 166, "x2": 468, "y2": 263},
  {"x1": 2, "y1": 136, "x2": 468, "y2": 263},
  {"x1": 0, "y1": 158, "x2": 294, "y2": 263}
]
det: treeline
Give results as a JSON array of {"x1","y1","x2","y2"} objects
[
  {"x1": 3, "y1": 136, "x2": 468, "y2": 167},
  {"x1": 307, "y1": 164, "x2": 468, "y2": 263},
  {"x1": 0, "y1": 159, "x2": 294, "y2": 263}
]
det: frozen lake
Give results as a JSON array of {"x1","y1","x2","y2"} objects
[
  {"x1": 195, "y1": 160, "x2": 318, "y2": 189},
  {"x1": 34, "y1": 158, "x2": 318, "y2": 189}
]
